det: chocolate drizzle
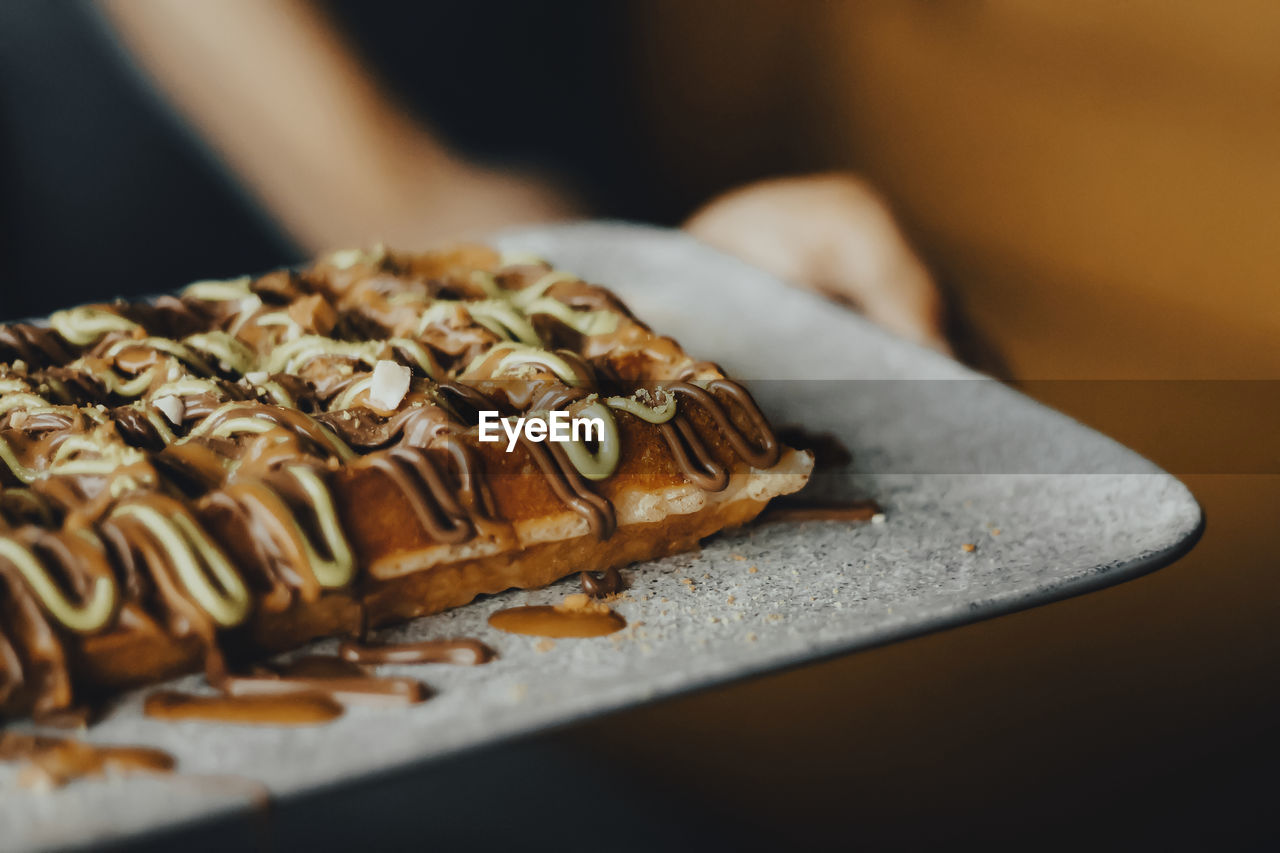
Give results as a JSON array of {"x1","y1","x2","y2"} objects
[
  {"x1": 362, "y1": 448, "x2": 474, "y2": 543},
  {"x1": 758, "y1": 500, "x2": 881, "y2": 524},
  {"x1": 488, "y1": 596, "x2": 627, "y2": 638},
  {"x1": 338, "y1": 638, "x2": 495, "y2": 665},
  {"x1": 143, "y1": 689, "x2": 344, "y2": 726},
  {"x1": 0, "y1": 325, "x2": 75, "y2": 367},
  {"x1": 0, "y1": 732, "x2": 174, "y2": 789},
  {"x1": 222, "y1": 656, "x2": 428, "y2": 708},
  {"x1": 580, "y1": 567, "x2": 622, "y2": 598}
]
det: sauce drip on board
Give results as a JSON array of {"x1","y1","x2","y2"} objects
[
  {"x1": 338, "y1": 638, "x2": 495, "y2": 665},
  {"x1": 489, "y1": 594, "x2": 626, "y2": 638},
  {"x1": 143, "y1": 689, "x2": 344, "y2": 726},
  {"x1": 221, "y1": 655, "x2": 428, "y2": 708},
  {"x1": 579, "y1": 566, "x2": 622, "y2": 598},
  {"x1": 758, "y1": 500, "x2": 881, "y2": 524},
  {"x1": 0, "y1": 732, "x2": 174, "y2": 789}
]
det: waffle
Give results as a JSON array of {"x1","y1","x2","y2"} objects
[{"x1": 0, "y1": 245, "x2": 812, "y2": 719}]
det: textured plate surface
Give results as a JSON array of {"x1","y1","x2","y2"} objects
[{"x1": 2, "y1": 223, "x2": 1202, "y2": 850}]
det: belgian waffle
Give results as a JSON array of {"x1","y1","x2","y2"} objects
[{"x1": 0, "y1": 245, "x2": 811, "y2": 719}]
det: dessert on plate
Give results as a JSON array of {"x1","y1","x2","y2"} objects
[{"x1": 0, "y1": 244, "x2": 812, "y2": 720}]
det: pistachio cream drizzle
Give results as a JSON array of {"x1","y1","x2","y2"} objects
[
  {"x1": 0, "y1": 248, "x2": 782, "y2": 716},
  {"x1": 0, "y1": 535, "x2": 115, "y2": 633}
]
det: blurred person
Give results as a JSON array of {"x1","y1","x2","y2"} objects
[{"x1": 0, "y1": 0, "x2": 946, "y2": 352}]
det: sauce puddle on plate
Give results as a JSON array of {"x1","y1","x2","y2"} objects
[
  {"x1": 579, "y1": 566, "x2": 623, "y2": 598},
  {"x1": 144, "y1": 690, "x2": 344, "y2": 726},
  {"x1": 222, "y1": 654, "x2": 428, "y2": 709},
  {"x1": 758, "y1": 500, "x2": 881, "y2": 524},
  {"x1": 489, "y1": 594, "x2": 626, "y2": 638},
  {"x1": 338, "y1": 638, "x2": 496, "y2": 666},
  {"x1": 0, "y1": 732, "x2": 174, "y2": 789}
]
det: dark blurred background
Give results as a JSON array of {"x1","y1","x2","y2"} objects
[{"x1": 2, "y1": 1, "x2": 1277, "y2": 848}]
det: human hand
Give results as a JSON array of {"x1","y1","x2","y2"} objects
[{"x1": 685, "y1": 173, "x2": 950, "y2": 353}]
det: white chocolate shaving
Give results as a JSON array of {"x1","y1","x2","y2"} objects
[
  {"x1": 227, "y1": 294, "x2": 263, "y2": 337},
  {"x1": 154, "y1": 395, "x2": 184, "y2": 425},
  {"x1": 368, "y1": 360, "x2": 410, "y2": 410}
]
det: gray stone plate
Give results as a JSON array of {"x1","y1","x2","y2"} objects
[{"x1": 2, "y1": 223, "x2": 1203, "y2": 850}]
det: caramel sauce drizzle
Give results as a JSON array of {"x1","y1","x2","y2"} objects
[
  {"x1": 338, "y1": 638, "x2": 496, "y2": 666},
  {"x1": 489, "y1": 595, "x2": 627, "y2": 638},
  {"x1": 0, "y1": 731, "x2": 174, "y2": 789},
  {"x1": 221, "y1": 653, "x2": 428, "y2": 709},
  {"x1": 0, "y1": 249, "x2": 785, "y2": 718},
  {"x1": 143, "y1": 689, "x2": 344, "y2": 726}
]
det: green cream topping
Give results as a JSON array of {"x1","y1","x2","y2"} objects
[
  {"x1": 498, "y1": 251, "x2": 548, "y2": 267},
  {"x1": 184, "y1": 402, "x2": 355, "y2": 461},
  {"x1": 0, "y1": 438, "x2": 41, "y2": 484},
  {"x1": 511, "y1": 270, "x2": 578, "y2": 307},
  {"x1": 330, "y1": 376, "x2": 374, "y2": 411},
  {"x1": 0, "y1": 536, "x2": 116, "y2": 633},
  {"x1": 184, "y1": 332, "x2": 258, "y2": 375},
  {"x1": 327, "y1": 244, "x2": 386, "y2": 270},
  {"x1": 265, "y1": 336, "x2": 384, "y2": 374},
  {"x1": 49, "y1": 435, "x2": 145, "y2": 474},
  {"x1": 111, "y1": 503, "x2": 250, "y2": 627},
  {"x1": 140, "y1": 405, "x2": 178, "y2": 444},
  {"x1": 523, "y1": 297, "x2": 619, "y2": 336},
  {"x1": 0, "y1": 393, "x2": 54, "y2": 414},
  {"x1": 487, "y1": 344, "x2": 583, "y2": 386},
  {"x1": 387, "y1": 338, "x2": 438, "y2": 378},
  {"x1": 92, "y1": 365, "x2": 160, "y2": 398},
  {"x1": 470, "y1": 271, "x2": 505, "y2": 299},
  {"x1": 605, "y1": 389, "x2": 677, "y2": 424},
  {"x1": 151, "y1": 378, "x2": 222, "y2": 399},
  {"x1": 465, "y1": 301, "x2": 542, "y2": 346},
  {"x1": 104, "y1": 337, "x2": 215, "y2": 376},
  {"x1": 255, "y1": 379, "x2": 297, "y2": 407},
  {"x1": 555, "y1": 401, "x2": 620, "y2": 481},
  {"x1": 282, "y1": 465, "x2": 355, "y2": 588},
  {"x1": 49, "y1": 307, "x2": 141, "y2": 347},
  {"x1": 182, "y1": 276, "x2": 251, "y2": 301},
  {"x1": 414, "y1": 301, "x2": 468, "y2": 335}
]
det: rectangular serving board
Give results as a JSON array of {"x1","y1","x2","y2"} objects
[{"x1": 2, "y1": 223, "x2": 1203, "y2": 850}]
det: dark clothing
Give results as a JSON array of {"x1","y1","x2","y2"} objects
[{"x1": 0, "y1": 1, "x2": 645, "y2": 319}]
